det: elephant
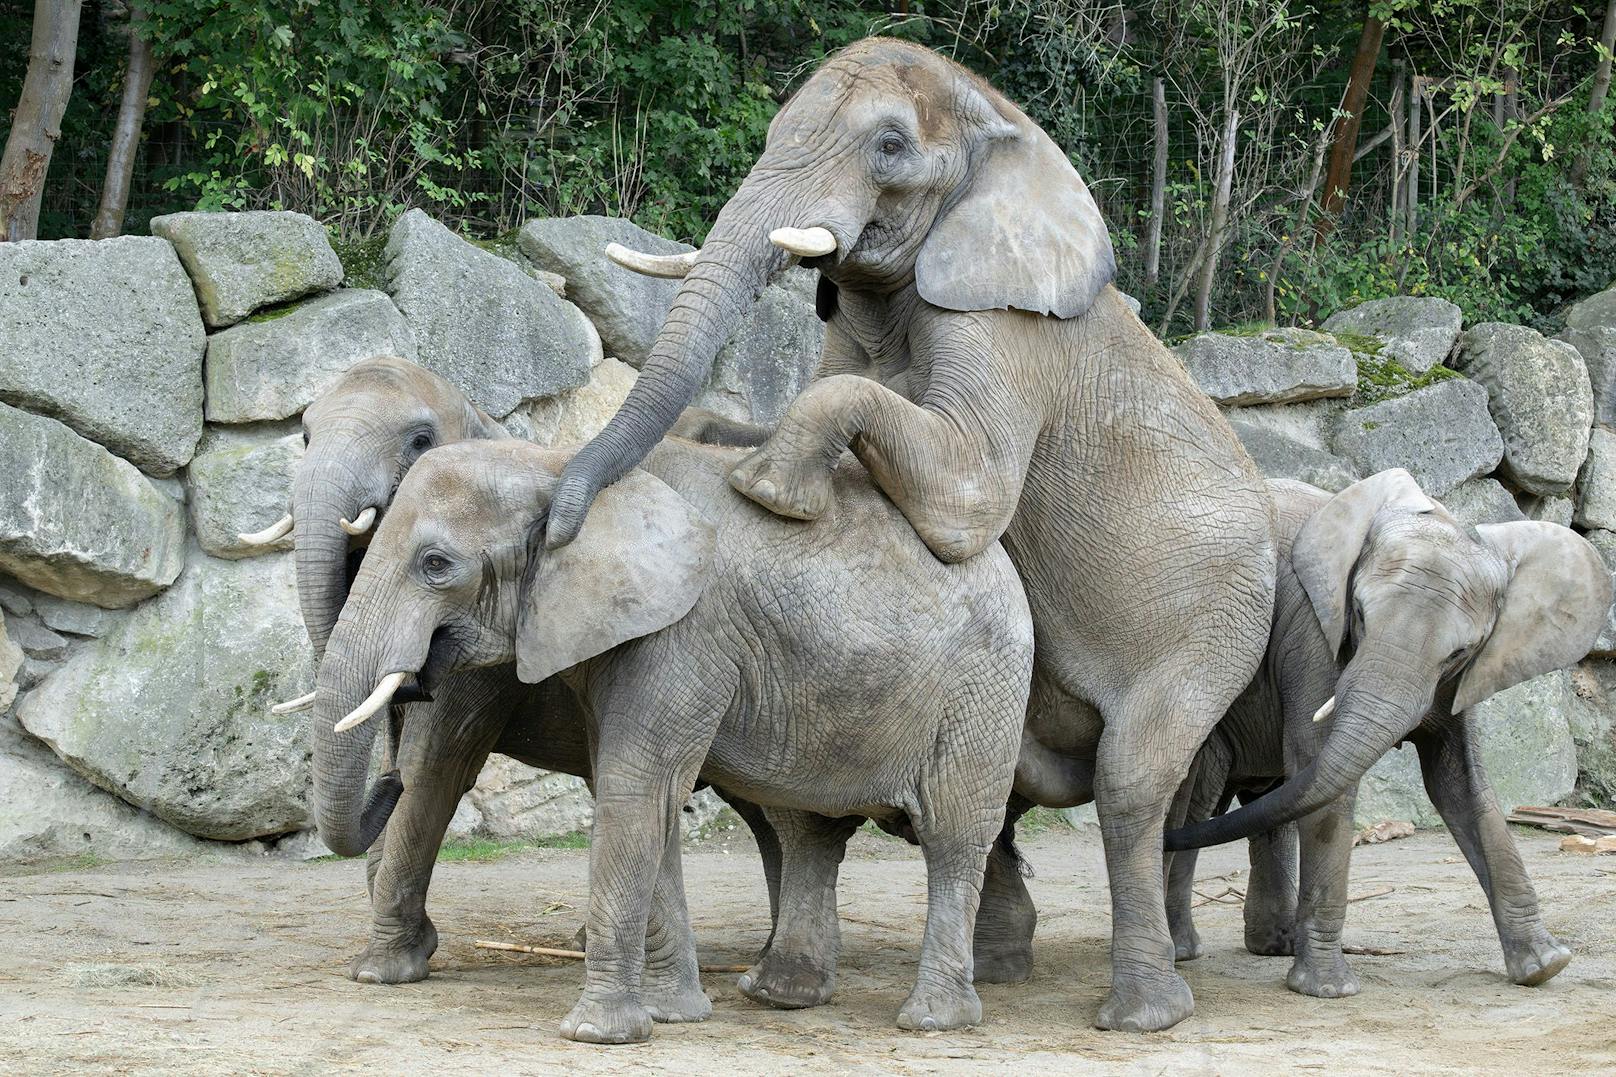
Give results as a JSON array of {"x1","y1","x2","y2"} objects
[
  {"x1": 1160, "y1": 470, "x2": 1610, "y2": 997},
  {"x1": 237, "y1": 355, "x2": 781, "y2": 991},
  {"x1": 540, "y1": 36, "x2": 1277, "y2": 1030},
  {"x1": 309, "y1": 434, "x2": 1036, "y2": 1043}
]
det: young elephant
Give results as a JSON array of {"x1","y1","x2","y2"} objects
[
  {"x1": 311, "y1": 436, "x2": 1035, "y2": 1043},
  {"x1": 1164, "y1": 470, "x2": 1610, "y2": 996}
]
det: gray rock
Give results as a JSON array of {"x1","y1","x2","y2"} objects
[
  {"x1": 701, "y1": 268, "x2": 825, "y2": 424},
  {"x1": 1580, "y1": 529, "x2": 1616, "y2": 657},
  {"x1": 0, "y1": 403, "x2": 186, "y2": 608},
  {"x1": 204, "y1": 290, "x2": 416, "y2": 423},
  {"x1": 1321, "y1": 296, "x2": 1463, "y2": 374},
  {"x1": 1329, "y1": 377, "x2": 1504, "y2": 497},
  {"x1": 1355, "y1": 670, "x2": 1578, "y2": 826},
  {"x1": 17, "y1": 653, "x2": 57, "y2": 691},
  {"x1": 149, "y1": 210, "x2": 343, "y2": 328},
  {"x1": 17, "y1": 550, "x2": 315, "y2": 841},
  {"x1": 1559, "y1": 284, "x2": 1616, "y2": 426},
  {"x1": 1438, "y1": 477, "x2": 1527, "y2": 527},
  {"x1": 0, "y1": 237, "x2": 205, "y2": 474},
  {"x1": 1230, "y1": 419, "x2": 1360, "y2": 492},
  {"x1": 1118, "y1": 291, "x2": 1142, "y2": 316},
  {"x1": 505, "y1": 357, "x2": 637, "y2": 448},
  {"x1": 0, "y1": 579, "x2": 32, "y2": 617},
  {"x1": 0, "y1": 611, "x2": 20, "y2": 711},
  {"x1": 385, "y1": 210, "x2": 593, "y2": 418},
  {"x1": 5, "y1": 614, "x2": 68, "y2": 661},
  {"x1": 1567, "y1": 660, "x2": 1616, "y2": 803},
  {"x1": 1174, "y1": 328, "x2": 1356, "y2": 406},
  {"x1": 186, "y1": 427, "x2": 302, "y2": 559},
  {"x1": 465, "y1": 757, "x2": 593, "y2": 841},
  {"x1": 1517, "y1": 493, "x2": 1574, "y2": 528},
  {"x1": 1575, "y1": 427, "x2": 1616, "y2": 531},
  {"x1": 1452, "y1": 323, "x2": 1593, "y2": 496}
]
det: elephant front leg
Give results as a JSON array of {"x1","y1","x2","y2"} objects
[
  {"x1": 639, "y1": 830, "x2": 711, "y2": 1024},
  {"x1": 1288, "y1": 791, "x2": 1361, "y2": 998},
  {"x1": 1415, "y1": 723, "x2": 1570, "y2": 986},
  {"x1": 973, "y1": 796, "x2": 1037, "y2": 983},
  {"x1": 1242, "y1": 813, "x2": 1299, "y2": 957},
  {"x1": 738, "y1": 810, "x2": 859, "y2": 1009}
]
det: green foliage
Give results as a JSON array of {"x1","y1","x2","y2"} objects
[{"x1": 436, "y1": 832, "x2": 589, "y2": 862}]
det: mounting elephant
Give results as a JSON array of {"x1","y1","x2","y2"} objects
[
  {"x1": 543, "y1": 36, "x2": 1277, "y2": 1030},
  {"x1": 1162, "y1": 470, "x2": 1609, "y2": 996},
  {"x1": 236, "y1": 356, "x2": 780, "y2": 992},
  {"x1": 312, "y1": 434, "x2": 1034, "y2": 1043}
]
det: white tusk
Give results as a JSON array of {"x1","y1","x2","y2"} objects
[
  {"x1": 768, "y1": 226, "x2": 836, "y2": 257},
  {"x1": 237, "y1": 513, "x2": 293, "y2": 546},
  {"x1": 604, "y1": 242, "x2": 699, "y2": 279},
  {"x1": 332, "y1": 672, "x2": 408, "y2": 734},
  {"x1": 340, "y1": 506, "x2": 377, "y2": 536},
  {"x1": 271, "y1": 690, "x2": 317, "y2": 715},
  {"x1": 1312, "y1": 696, "x2": 1337, "y2": 724}
]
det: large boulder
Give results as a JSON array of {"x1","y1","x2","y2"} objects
[
  {"x1": 505, "y1": 356, "x2": 637, "y2": 447},
  {"x1": 0, "y1": 236, "x2": 205, "y2": 474},
  {"x1": 17, "y1": 550, "x2": 315, "y2": 841},
  {"x1": 1568, "y1": 659, "x2": 1616, "y2": 804},
  {"x1": 1230, "y1": 419, "x2": 1359, "y2": 492},
  {"x1": 0, "y1": 403, "x2": 185, "y2": 608},
  {"x1": 1438, "y1": 477, "x2": 1527, "y2": 527},
  {"x1": 1174, "y1": 328, "x2": 1356, "y2": 406},
  {"x1": 1579, "y1": 528, "x2": 1616, "y2": 657},
  {"x1": 1321, "y1": 296, "x2": 1463, "y2": 374},
  {"x1": 204, "y1": 290, "x2": 416, "y2": 423},
  {"x1": 186, "y1": 425, "x2": 302, "y2": 558},
  {"x1": 150, "y1": 210, "x2": 343, "y2": 328},
  {"x1": 1328, "y1": 377, "x2": 1503, "y2": 497},
  {"x1": 1354, "y1": 670, "x2": 1578, "y2": 826},
  {"x1": 699, "y1": 268, "x2": 824, "y2": 425},
  {"x1": 384, "y1": 210, "x2": 593, "y2": 418},
  {"x1": 1575, "y1": 427, "x2": 1616, "y2": 531},
  {"x1": 463, "y1": 755, "x2": 729, "y2": 842},
  {"x1": 1452, "y1": 323, "x2": 1593, "y2": 496},
  {"x1": 1558, "y1": 284, "x2": 1616, "y2": 426},
  {"x1": 0, "y1": 610, "x2": 20, "y2": 711},
  {"x1": 1517, "y1": 493, "x2": 1574, "y2": 528}
]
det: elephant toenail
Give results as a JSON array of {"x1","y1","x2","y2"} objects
[{"x1": 752, "y1": 479, "x2": 778, "y2": 501}]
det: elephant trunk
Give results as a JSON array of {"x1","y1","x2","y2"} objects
[
  {"x1": 1165, "y1": 639, "x2": 1434, "y2": 851},
  {"x1": 291, "y1": 445, "x2": 377, "y2": 656},
  {"x1": 546, "y1": 172, "x2": 801, "y2": 546}
]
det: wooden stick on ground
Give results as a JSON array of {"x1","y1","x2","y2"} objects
[{"x1": 474, "y1": 939, "x2": 750, "y2": 974}]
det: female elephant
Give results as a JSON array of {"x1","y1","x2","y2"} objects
[
  {"x1": 239, "y1": 356, "x2": 781, "y2": 992},
  {"x1": 1163, "y1": 470, "x2": 1610, "y2": 996},
  {"x1": 312, "y1": 435, "x2": 1035, "y2": 1042},
  {"x1": 542, "y1": 36, "x2": 1276, "y2": 1030}
]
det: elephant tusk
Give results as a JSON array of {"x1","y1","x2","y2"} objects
[
  {"x1": 768, "y1": 226, "x2": 837, "y2": 257},
  {"x1": 604, "y1": 242, "x2": 699, "y2": 279},
  {"x1": 340, "y1": 506, "x2": 377, "y2": 536},
  {"x1": 271, "y1": 690, "x2": 317, "y2": 715},
  {"x1": 1312, "y1": 696, "x2": 1337, "y2": 724},
  {"x1": 332, "y1": 672, "x2": 408, "y2": 734},
  {"x1": 237, "y1": 513, "x2": 293, "y2": 546}
]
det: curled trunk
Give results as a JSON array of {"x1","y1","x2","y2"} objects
[{"x1": 291, "y1": 454, "x2": 367, "y2": 656}]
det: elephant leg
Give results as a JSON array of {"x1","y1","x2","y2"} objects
[
  {"x1": 1414, "y1": 722, "x2": 1570, "y2": 986},
  {"x1": 714, "y1": 786, "x2": 783, "y2": 949},
  {"x1": 1242, "y1": 805, "x2": 1298, "y2": 958},
  {"x1": 973, "y1": 794, "x2": 1037, "y2": 984},
  {"x1": 1287, "y1": 788, "x2": 1360, "y2": 998},
  {"x1": 738, "y1": 809, "x2": 860, "y2": 1010},
  {"x1": 1166, "y1": 754, "x2": 1233, "y2": 963},
  {"x1": 639, "y1": 825, "x2": 712, "y2": 1024},
  {"x1": 364, "y1": 705, "x2": 407, "y2": 902}
]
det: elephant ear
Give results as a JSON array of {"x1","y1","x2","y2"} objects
[
  {"x1": 1454, "y1": 522, "x2": 1612, "y2": 712},
  {"x1": 915, "y1": 81, "x2": 1115, "y2": 320},
  {"x1": 516, "y1": 468, "x2": 714, "y2": 684},
  {"x1": 1292, "y1": 469, "x2": 1438, "y2": 654}
]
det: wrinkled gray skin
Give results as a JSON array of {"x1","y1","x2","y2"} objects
[
  {"x1": 283, "y1": 356, "x2": 780, "y2": 987},
  {"x1": 1162, "y1": 471, "x2": 1611, "y2": 997},
  {"x1": 544, "y1": 36, "x2": 1276, "y2": 1031},
  {"x1": 313, "y1": 436, "x2": 1034, "y2": 1043}
]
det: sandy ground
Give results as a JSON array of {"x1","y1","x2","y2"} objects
[{"x1": 1, "y1": 824, "x2": 1612, "y2": 1075}]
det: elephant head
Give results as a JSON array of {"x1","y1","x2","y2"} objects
[
  {"x1": 309, "y1": 440, "x2": 713, "y2": 857},
  {"x1": 545, "y1": 36, "x2": 1115, "y2": 547},
  {"x1": 1167, "y1": 469, "x2": 1611, "y2": 851},
  {"x1": 238, "y1": 356, "x2": 504, "y2": 660}
]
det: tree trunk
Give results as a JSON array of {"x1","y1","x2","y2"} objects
[
  {"x1": 1314, "y1": 11, "x2": 1385, "y2": 240},
  {"x1": 1193, "y1": 104, "x2": 1238, "y2": 332},
  {"x1": 1406, "y1": 73, "x2": 1421, "y2": 237},
  {"x1": 0, "y1": 0, "x2": 83, "y2": 241},
  {"x1": 1572, "y1": 0, "x2": 1616, "y2": 189},
  {"x1": 90, "y1": 4, "x2": 155, "y2": 240},
  {"x1": 1145, "y1": 76, "x2": 1168, "y2": 288}
]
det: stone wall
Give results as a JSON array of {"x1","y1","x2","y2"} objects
[
  {"x1": 3, "y1": 209, "x2": 1613, "y2": 863},
  {"x1": 0, "y1": 210, "x2": 822, "y2": 862}
]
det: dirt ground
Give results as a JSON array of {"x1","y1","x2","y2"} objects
[{"x1": 1, "y1": 824, "x2": 1612, "y2": 1075}]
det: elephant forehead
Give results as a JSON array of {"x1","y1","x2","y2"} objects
[{"x1": 1361, "y1": 514, "x2": 1508, "y2": 600}]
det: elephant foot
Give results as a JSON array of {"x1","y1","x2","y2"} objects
[
  {"x1": 1287, "y1": 951, "x2": 1360, "y2": 998},
  {"x1": 1094, "y1": 969, "x2": 1194, "y2": 1032},
  {"x1": 728, "y1": 447, "x2": 833, "y2": 522},
  {"x1": 349, "y1": 919, "x2": 438, "y2": 984},
  {"x1": 737, "y1": 951, "x2": 836, "y2": 1009},
  {"x1": 1244, "y1": 919, "x2": 1295, "y2": 957},
  {"x1": 559, "y1": 991, "x2": 654, "y2": 1045},
  {"x1": 897, "y1": 977, "x2": 982, "y2": 1032},
  {"x1": 972, "y1": 941, "x2": 1033, "y2": 984},
  {"x1": 1171, "y1": 923, "x2": 1204, "y2": 962},
  {"x1": 1504, "y1": 934, "x2": 1571, "y2": 987},
  {"x1": 641, "y1": 980, "x2": 712, "y2": 1024}
]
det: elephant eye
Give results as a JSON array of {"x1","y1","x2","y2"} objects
[
  {"x1": 410, "y1": 431, "x2": 434, "y2": 453},
  {"x1": 878, "y1": 133, "x2": 905, "y2": 156},
  {"x1": 421, "y1": 553, "x2": 451, "y2": 578}
]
